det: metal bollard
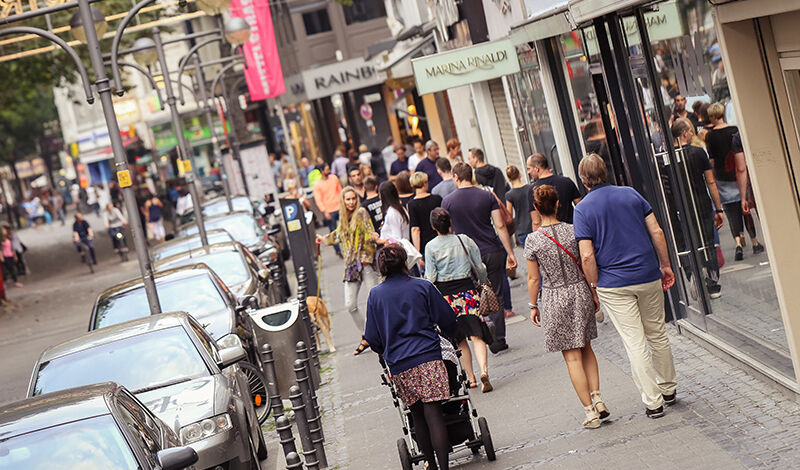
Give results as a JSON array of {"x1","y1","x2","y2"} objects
[
  {"x1": 285, "y1": 452, "x2": 304, "y2": 470},
  {"x1": 275, "y1": 415, "x2": 298, "y2": 461},
  {"x1": 296, "y1": 286, "x2": 321, "y2": 376},
  {"x1": 294, "y1": 359, "x2": 326, "y2": 466},
  {"x1": 260, "y1": 344, "x2": 284, "y2": 420},
  {"x1": 296, "y1": 342, "x2": 322, "y2": 423},
  {"x1": 289, "y1": 385, "x2": 320, "y2": 470}
]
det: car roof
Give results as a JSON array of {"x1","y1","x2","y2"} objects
[
  {"x1": 96, "y1": 264, "x2": 217, "y2": 300},
  {"x1": 202, "y1": 195, "x2": 250, "y2": 207},
  {"x1": 152, "y1": 241, "x2": 245, "y2": 270},
  {"x1": 150, "y1": 229, "x2": 233, "y2": 254},
  {"x1": 178, "y1": 210, "x2": 255, "y2": 231},
  {"x1": 41, "y1": 312, "x2": 193, "y2": 363},
  {"x1": 0, "y1": 382, "x2": 121, "y2": 440}
]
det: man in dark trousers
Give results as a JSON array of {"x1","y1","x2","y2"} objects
[
  {"x1": 469, "y1": 148, "x2": 508, "y2": 202},
  {"x1": 526, "y1": 153, "x2": 582, "y2": 232},
  {"x1": 442, "y1": 162, "x2": 517, "y2": 353}
]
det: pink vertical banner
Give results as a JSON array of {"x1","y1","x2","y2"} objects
[{"x1": 229, "y1": 0, "x2": 285, "y2": 101}]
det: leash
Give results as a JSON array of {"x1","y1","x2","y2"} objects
[{"x1": 315, "y1": 240, "x2": 322, "y2": 299}]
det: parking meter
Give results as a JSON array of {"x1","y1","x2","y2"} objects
[{"x1": 279, "y1": 198, "x2": 318, "y2": 296}]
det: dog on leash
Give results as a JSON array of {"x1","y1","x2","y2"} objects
[{"x1": 306, "y1": 296, "x2": 335, "y2": 352}]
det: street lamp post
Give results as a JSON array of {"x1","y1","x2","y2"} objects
[{"x1": 73, "y1": 0, "x2": 162, "y2": 314}]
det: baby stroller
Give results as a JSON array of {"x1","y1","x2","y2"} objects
[{"x1": 379, "y1": 339, "x2": 496, "y2": 469}]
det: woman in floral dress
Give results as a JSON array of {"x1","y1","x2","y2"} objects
[
  {"x1": 524, "y1": 185, "x2": 608, "y2": 429},
  {"x1": 316, "y1": 186, "x2": 377, "y2": 354},
  {"x1": 425, "y1": 208, "x2": 495, "y2": 392}
]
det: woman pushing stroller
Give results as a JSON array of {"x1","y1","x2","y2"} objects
[{"x1": 364, "y1": 244, "x2": 458, "y2": 470}]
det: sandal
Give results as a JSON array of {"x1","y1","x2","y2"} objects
[
  {"x1": 591, "y1": 391, "x2": 610, "y2": 419},
  {"x1": 583, "y1": 405, "x2": 601, "y2": 429},
  {"x1": 353, "y1": 338, "x2": 370, "y2": 356},
  {"x1": 480, "y1": 374, "x2": 493, "y2": 393},
  {"x1": 468, "y1": 377, "x2": 478, "y2": 389}
]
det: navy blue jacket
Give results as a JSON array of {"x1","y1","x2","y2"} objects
[{"x1": 364, "y1": 274, "x2": 458, "y2": 375}]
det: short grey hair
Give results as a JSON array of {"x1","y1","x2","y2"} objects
[
  {"x1": 578, "y1": 154, "x2": 608, "y2": 188},
  {"x1": 425, "y1": 140, "x2": 439, "y2": 151}
]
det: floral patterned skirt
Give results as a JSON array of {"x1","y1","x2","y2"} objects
[
  {"x1": 444, "y1": 290, "x2": 494, "y2": 345},
  {"x1": 391, "y1": 360, "x2": 450, "y2": 406}
]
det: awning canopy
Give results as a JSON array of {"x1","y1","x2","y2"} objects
[{"x1": 369, "y1": 23, "x2": 436, "y2": 78}]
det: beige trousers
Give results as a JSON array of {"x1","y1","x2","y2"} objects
[{"x1": 597, "y1": 279, "x2": 677, "y2": 410}]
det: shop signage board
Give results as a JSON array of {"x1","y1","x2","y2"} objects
[
  {"x1": 302, "y1": 57, "x2": 386, "y2": 101},
  {"x1": 278, "y1": 73, "x2": 308, "y2": 106},
  {"x1": 580, "y1": 1, "x2": 683, "y2": 56},
  {"x1": 230, "y1": 0, "x2": 285, "y2": 100},
  {"x1": 411, "y1": 39, "x2": 520, "y2": 96}
]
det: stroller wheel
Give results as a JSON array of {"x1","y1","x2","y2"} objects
[
  {"x1": 397, "y1": 438, "x2": 413, "y2": 470},
  {"x1": 478, "y1": 417, "x2": 496, "y2": 461}
]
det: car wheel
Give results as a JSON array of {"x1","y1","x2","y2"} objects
[{"x1": 239, "y1": 362, "x2": 270, "y2": 424}]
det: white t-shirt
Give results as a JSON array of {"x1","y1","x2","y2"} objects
[
  {"x1": 380, "y1": 206, "x2": 409, "y2": 242},
  {"x1": 408, "y1": 153, "x2": 423, "y2": 172},
  {"x1": 176, "y1": 194, "x2": 193, "y2": 216},
  {"x1": 358, "y1": 152, "x2": 372, "y2": 166}
]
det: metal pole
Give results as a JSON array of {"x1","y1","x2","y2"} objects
[
  {"x1": 152, "y1": 26, "x2": 208, "y2": 247},
  {"x1": 275, "y1": 101, "x2": 302, "y2": 187},
  {"x1": 218, "y1": 77, "x2": 250, "y2": 198},
  {"x1": 194, "y1": 58, "x2": 233, "y2": 212},
  {"x1": 288, "y1": 385, "x2": 319, "y2": 470},
  {"x1": 78, "y1": 0, "x2": 161, "y2": 314},
  {"x1": 294, "y1": 359, "x2": 326, "y2": 468},
  {"x1": 259, "y1": 344, "x2": 284, "y2": 420}
]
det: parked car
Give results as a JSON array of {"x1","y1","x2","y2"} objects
[
  {"x1": 178, "y1": 211, "x2": 280, "y2": 269},
  {"x1": 151, "y1": 229, "x2": 235, "y2": 263},
  {"x1": 153, "y1": 241, "x2": 277, "y2": 307},
  {"x1": 89, "y1": 264, "x2": 270, "y2": 423},
  {"x1": 180, "y1": 195, "x2": 255, "y2": 226},
  {"x1": 0, "y1": 382, "x2": 198, "y2": 470},
  {"x1": 28, "y1": 313, "x2": 267, "y2": 470}
]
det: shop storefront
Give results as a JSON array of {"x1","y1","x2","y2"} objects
[
  {"x1": 150, "y1": 114, "x2": 230, "y2": 184},
  {"x1": 301, "y1": 57, "x2": 392, "y2": 156},
  {"x1": 275, "y1": 73, "x2": 323, "y2": 163},
  {"x1": 511, "y1": 0, "x2": 794, "y2": 386}
]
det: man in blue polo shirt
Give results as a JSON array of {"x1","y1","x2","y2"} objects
[
  {"x1": 573, "y1": 154, "x2": 677, "y2": 420},
  {"x1": 414, "y1": 140, "x2": 443, "y2": 190}
]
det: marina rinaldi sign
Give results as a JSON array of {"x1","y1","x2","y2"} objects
[{"x1": 412, "y1": 39, "x2": 520, "y2": 95}]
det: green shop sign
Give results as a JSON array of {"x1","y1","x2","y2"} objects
[
  {"x1": 412, "y1": 39, "x2": 520, "y2": 96},
  {"x1": 152, "y1": 115, "x2": 230, "y2": 151}
]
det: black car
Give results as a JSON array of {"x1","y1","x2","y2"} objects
[
  {"x1": 0, "y1": 382, "x2": 198, "y2": 470},
  {"x1": 89, "y1": 264, "x2": 270, "y2": 423}
]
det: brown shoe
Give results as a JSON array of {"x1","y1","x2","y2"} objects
[{"x1": 480, "y1": 374, "x2": 493, "y2": 393}]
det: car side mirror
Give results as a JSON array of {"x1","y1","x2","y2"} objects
[
  {"x1": 238, "y1": 295, "x2": 259, "y2": 310},
  {"x1": 257, "y1": 269, "x2": 269, "y2": 281},
  {"x1": 217, "y1": 344, "x2": 247, "y2": 368},
  {"x1": 155, "y1": 446, "x2": 198, "y2": 470}
]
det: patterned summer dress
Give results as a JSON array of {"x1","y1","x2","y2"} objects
[{"x1": 523, "y1": 223, "x2": 597, "y2": 352}]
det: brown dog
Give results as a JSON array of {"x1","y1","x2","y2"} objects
[{"x1": 306, "y1": 296, "x2": 335, "y2": 352}]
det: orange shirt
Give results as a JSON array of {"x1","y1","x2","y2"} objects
[{"x1": 313, "y1": 175, "x2": 342, "y2": 214}]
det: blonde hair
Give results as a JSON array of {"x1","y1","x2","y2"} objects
[
  {"x1": 707, "y1": 102, "x2": 725, "y2": 121},
  {"x1": 337, "y1": 186, "x2": 362, "y2": 234},
  {"x1": 409, "y1": 171, "x2": 428, "y2": 189}
]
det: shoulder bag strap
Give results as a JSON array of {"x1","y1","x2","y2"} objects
[
  {"x1": 536, "y1": 228, "x2": 584, "y2": 277},
  {"x1": 456, "y1": 235, "x2": 481, "y2": 282}
]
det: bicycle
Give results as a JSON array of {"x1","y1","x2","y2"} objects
[
  {"x1": 108, "y1": 226, "x2": 129, "y2": 262},
  {"x1": 75, "y1": 238, "x2": 95, "y2": 274}
]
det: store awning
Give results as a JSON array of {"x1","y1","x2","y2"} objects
[
  {"x1": 509, "y1": 2, "x2": 573, "y2": 45},
  {"x1": 371, "y1": 23, "x2": 436, "y2": 78},
  {"x1": 567, "y1": 0, "x2": 648, "y2": 24},
  {"x1": 79, "y1": 137, "x2": 141, "y2": 164}
]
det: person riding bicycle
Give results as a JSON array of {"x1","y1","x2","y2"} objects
[
  {"x1": 72, "y1": 213, "x2": 96, "y2": 265},
  {"x1": 102, "y1": 202, "x2": 128, "y2": 258}
]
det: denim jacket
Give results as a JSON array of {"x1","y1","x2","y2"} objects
[{"x1": 424, "y1": 234, "x2": 487, "y2": 284}]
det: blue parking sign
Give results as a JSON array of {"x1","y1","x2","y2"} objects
[{"x1": 284, "y1": 202, "x2": 298, "y2": 221}]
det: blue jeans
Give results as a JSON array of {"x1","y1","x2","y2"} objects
[
  {"x1": 502, "y1": 273, "x2": 512, "y2": 311},
  {"x1": 324, "y1": 210, "x2": 341, "y2": 254},
  {"x1": 516, "y1": 232, "x2": 530, "y2": 247}
]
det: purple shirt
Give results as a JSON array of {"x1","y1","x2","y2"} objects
[
  {"x1": 442, "y1": 186, "x2": 503, "y2": 254},
  {"x1": 415, "y1": 157, "x2": 443, "y2": 189}
]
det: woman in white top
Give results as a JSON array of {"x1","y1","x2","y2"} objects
[{"x1": 375, "y1": 181, "x2": 409, "y2": 242}]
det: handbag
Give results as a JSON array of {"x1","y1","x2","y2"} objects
[
  {"x1": 456, "y1": 235, "x2": 500, "y2": 317},
  {"x1": 536, "y1": 228, "x2": 604, "y2": 323}
]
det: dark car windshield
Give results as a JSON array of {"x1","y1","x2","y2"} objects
[
  {"x1": 94, "y1": 275, "x2": 229, "y2": 332},
  {"x1": 180, "y1": 214, "x2": 261, "y2": 246},
  {"x1": 160, "y1": 252, "x2": 250, "y2": 287},
  {"x1": 152, "y1": 231, "x2": 233, "y2": 262},
  {"x1": 0, "y1": 414, "x2": 138, "y2": 470},
  {"x1": 203, "y1": 198, "x2": 252, "y2": 217},
  {"x1": 34, "y1": 327, "x2": 208, "y2": 396}
]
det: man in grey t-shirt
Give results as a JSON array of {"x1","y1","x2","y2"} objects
[{"x1": 432, "y1": 157, "x2": 456, "y2": 198}]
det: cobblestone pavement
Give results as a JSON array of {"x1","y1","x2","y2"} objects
[{"x1": 308, "y1": 247, "x2": 800, "y2": 469}]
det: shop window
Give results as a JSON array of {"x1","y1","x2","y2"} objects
[
  {"x1": 343, "y1": 0, "x2": 386, "y2": 25},
  {"x1": 302, "y1": 8, "x2": 332, "y2": 36}
]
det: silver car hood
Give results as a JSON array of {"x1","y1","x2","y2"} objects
[{"x1": 137, "y1": 375, "x2": 220, "y2": 434}]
